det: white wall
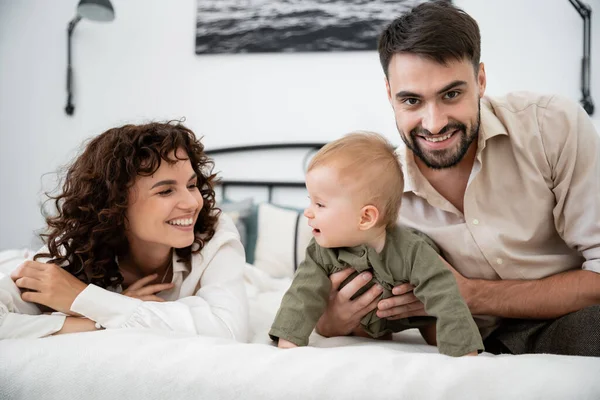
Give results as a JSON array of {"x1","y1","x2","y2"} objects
[{"x1": 0, "y1": 0, "x2": 598, "y2": 250}]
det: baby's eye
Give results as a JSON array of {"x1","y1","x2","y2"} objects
[{"x1": 316, "y1": 203, "x2": 325, "y2": 208}]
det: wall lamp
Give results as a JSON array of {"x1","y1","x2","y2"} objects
[{"x1": 65, "y1": 0, "x2": 115, "y2": 116}]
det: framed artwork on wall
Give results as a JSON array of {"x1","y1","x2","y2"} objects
[{"x1": 195, "y1": 0, "x2": 451, "y2": 55}]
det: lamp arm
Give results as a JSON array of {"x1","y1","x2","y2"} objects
[
  {"x1": 65, "y1": 16, "x2": 81, "y2": 116},
  {"x1": 569, "y1": 0, "x2": 594, "y2": 115}
]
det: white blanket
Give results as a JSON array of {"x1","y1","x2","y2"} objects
[{"x1": 1, "y1": 263, "x2": 599, "y2": 400}]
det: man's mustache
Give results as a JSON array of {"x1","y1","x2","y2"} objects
[{"x1": 410, "y1": 122, "x2": 467, "y2": 138}]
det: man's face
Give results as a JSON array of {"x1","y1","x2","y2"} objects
[{"x1": 385, "y1": 54, "x2": 486, "y2": 169}]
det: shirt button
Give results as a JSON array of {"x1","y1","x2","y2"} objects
[
  {"x1": 496, "y1": 258, "x2": 503, "y2": 265},
  {"x1": 472, "y1": 219, "x2": 479, "y2": 225}
]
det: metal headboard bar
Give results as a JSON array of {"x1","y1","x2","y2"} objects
[
  {"x1": 219, "y1": 181, "x2": 307, "y2": 202},
  {"x1": 206, "y1": 143, "x2": 326, "y2": 155},
  {"x1": 206, "y1": 143, "x2": 326, "y2": 202}
]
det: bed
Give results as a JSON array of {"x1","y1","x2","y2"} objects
[{"x1": 1, "y1": 143, "x2": 599, "y2": 400}]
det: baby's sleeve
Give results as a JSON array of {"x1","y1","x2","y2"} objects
[
  {"x1": 269, "y1": 241, "x2": 331, "y2": 346},
  {"x1": 407, "y1": 240, "x2": 484, "y2": 356}
]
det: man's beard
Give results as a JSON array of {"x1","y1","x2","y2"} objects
[{"x1": 399, "y1": 105, "x2": 481, "y2": 170}]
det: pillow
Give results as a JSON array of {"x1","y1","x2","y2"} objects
[
  {"x1": 253, "y1": 203, "x2": 313, "y2": 279},
  {"x1": 218, "y1": 198, "x2": 256, "y2": 260}
]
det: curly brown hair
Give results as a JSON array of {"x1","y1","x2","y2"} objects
[{"x1": 35, "y1": 121, "x2": 219, "y2": 289}]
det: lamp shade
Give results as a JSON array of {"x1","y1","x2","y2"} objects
[{"x1": 77, "y1": 0, "x2": 115, "y2": 22}]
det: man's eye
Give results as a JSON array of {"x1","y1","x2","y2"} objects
[
  {"x1": 444, "y1": 90, "x2": 460, "y2": 100},
  {"x1": 402, "y1": 98, "x2": 420, "y2": 106}
]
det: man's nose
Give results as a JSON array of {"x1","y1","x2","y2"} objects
[{"x1": 421, "y1": 103, "x2": 449, "y2": 135}]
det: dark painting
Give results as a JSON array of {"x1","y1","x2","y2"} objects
[{"x1": 196, "y1": 0, "x2": 448, "y2": 54}]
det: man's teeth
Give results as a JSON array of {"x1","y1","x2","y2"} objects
[
  {"x1": 168, "y1": 218, "x2": 194, "y2": 226},
  {"x1": 424, "y1": 132, "x2": 454, "y2": 142}
]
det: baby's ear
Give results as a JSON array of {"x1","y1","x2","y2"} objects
[{"x1": 359, "y1": 205, "x2": 380, "y2": 231}]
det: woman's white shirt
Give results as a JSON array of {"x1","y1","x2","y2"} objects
[{"x1": 0, "y1": 213, "x2": 249, "y2": 342}]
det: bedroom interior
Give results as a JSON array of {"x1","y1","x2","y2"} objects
[{"x1": 1, "y1": 0, "x2": 599, "y2": 398}]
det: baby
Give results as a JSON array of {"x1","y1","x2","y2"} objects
[{"x1": 269, "y1": 132, "x2": 483, "y2": 357}]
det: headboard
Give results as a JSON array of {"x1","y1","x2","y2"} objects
[{"x1": 206, "y1": 143, "x2": 326, "y2": 202}]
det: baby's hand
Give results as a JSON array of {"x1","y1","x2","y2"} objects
[
  {"x1": 278, "y1": 338, "x2": 298, "y2": 349},
  {"x1": 464, "y1": 351, "x2": 478, "y2": 356}
]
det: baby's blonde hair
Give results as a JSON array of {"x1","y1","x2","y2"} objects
[{"x1": 308, "y1": 131, "x2": 404, "y2": 228}]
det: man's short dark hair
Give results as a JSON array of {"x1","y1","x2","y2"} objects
[{"x1": 378, "y1": 1, "x2": 481, "y2": 77}]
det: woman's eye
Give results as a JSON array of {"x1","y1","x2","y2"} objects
[
  {"x1": 188, "y1": 183, "x2": 198, "y2": 190},
  {"x1": 158, "y1": 189, "x2": 173, "y2": 196}
]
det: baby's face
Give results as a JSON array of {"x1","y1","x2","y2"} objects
[{"x1": 304, "y1": 166, "x2": 365, "y2": 248}]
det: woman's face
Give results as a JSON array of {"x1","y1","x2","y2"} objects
[{"x1": 125, "y1": 148, "x2": 204, "y2": 253}]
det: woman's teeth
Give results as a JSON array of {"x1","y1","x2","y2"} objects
[{"x1": 168, "y1": 218, "x2": 193, "y2": 226}]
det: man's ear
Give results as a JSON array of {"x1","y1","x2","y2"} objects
[
  {"x1": 385, "y1": 77, "x2": 393, "y2": 106},
  {"x1": 359, "y1": 205, "x2": 380, "y2": 231},
  {"x1": 477, "y1": 62, "x2": 486, "y2": 98}
]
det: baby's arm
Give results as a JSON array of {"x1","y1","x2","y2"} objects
[
  {"x1": 407, "y1": 241, "x2": 483, "y2": 357},
  {"x1": 269, "y1": 241, "x2": 331, "y2": 347}
]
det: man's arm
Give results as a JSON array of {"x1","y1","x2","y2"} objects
[
  {"x1": 462, "y1": 268, "x2": 600, "y2": 319},
  {"x1": 427, "y1": 97, "x2": 600, "y2": 321},
  {"x1": 378, "y1": 257, "x2": 600, "y2": 321},
  {"x1": 466, "y1": 96, "x2": 599, "y2": 318}
]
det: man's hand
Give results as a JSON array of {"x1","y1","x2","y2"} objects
[
  {"x1": 315, "y1": 268, "x2": 384, "y2": 337},
  {"x1": 377, "y1": 256, "x2": 473, "y2": 320},
  {"x1": 11, "y1": 260, "x2": 87, "y2": 315},
  {"x1": 122, "y1": 274, "x2": 174, "y2": 302},
  {"x1": 376, "y1": 282, "x2": 427, "y2": 320}
]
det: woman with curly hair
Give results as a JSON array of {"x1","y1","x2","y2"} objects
[{"x1": 1, "y1": 121, "x2": 248, "y2": 341}]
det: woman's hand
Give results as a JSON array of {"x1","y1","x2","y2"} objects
[
  {"x1": 11, "y1": 260, "x2": 87, "y2": 315},
  {"x1": 315, "y1": 269, "x2": 384, "y2": 337},
  {"x1": 122, "y1": 274, "x2": 174, "y2": 302}
]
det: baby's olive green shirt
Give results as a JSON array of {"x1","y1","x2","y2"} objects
[{"x1": 269, "y1": 227, "x2": 484, "y2": 357}]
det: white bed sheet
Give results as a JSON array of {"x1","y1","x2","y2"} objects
[{"x1": 1, "y1": 261, "x2": 599, "y2": 400}]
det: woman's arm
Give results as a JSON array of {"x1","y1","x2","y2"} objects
[
  {"x1": 0, "y1": 279, "x2": 99, "y2": 338},
  {"x1": 0, "y1": 309, "x2": 66, "y2": 339},
  {"x1": 52, "y1": 316, "x2": 98, "y2": 335},
  {"x1": 0, "y1": 271, "x2": 67, "y2": 339},
  {"x1": 69, "y1": 230, "x2": 249, "y2": 341}
]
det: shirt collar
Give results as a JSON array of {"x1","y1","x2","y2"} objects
[{"x1": 171, "y1": 251, "x2": 188, "y2": 274}]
